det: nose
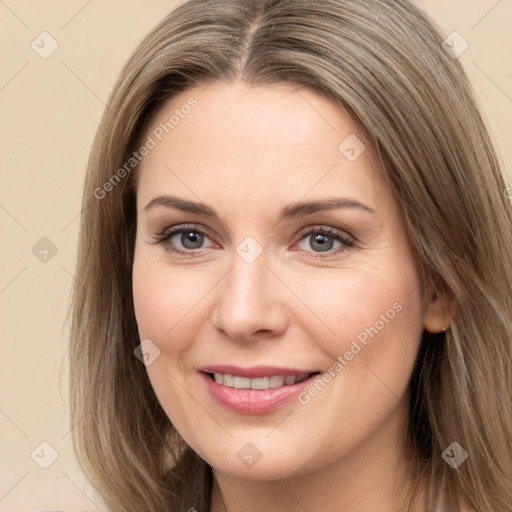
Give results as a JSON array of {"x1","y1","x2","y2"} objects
[{"x1": 211, "y1": 251, "x2": 290, "y2": 343}]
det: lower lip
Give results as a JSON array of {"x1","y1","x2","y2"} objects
[{"x1": 200, "y1": 372, "x2": 318, "y2": 414}]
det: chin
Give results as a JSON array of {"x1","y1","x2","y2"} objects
[{"x1": 199, "y1": 440, "x2": 324, "y2": 481}]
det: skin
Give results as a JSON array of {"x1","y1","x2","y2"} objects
[{"x1": 132, "y1": 80, "x2": 453, "y2": 512}]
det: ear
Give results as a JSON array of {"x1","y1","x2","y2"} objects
[{"x1": 423, "y1": 281, "x2": 456, "y2": 333}]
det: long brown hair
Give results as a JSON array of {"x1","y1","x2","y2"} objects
[{"x1": 69, "y1": 1, "x2": 512, "y2": 510}]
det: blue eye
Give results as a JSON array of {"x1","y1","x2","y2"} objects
[
  {"x1": 155, "y1": 224, "x2": 215, "y2": 254},
  {"x1": 295, "y1": 226, "x2": 354, "y2": 257},
  {"x1": 153, "y1": 223, "x2": 354, "y2": 258}
]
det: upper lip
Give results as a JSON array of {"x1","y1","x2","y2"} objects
[{"x1": 199, "y1": 365, "x2": 319, "y2": 378}]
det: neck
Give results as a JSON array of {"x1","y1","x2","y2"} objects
[{"x1": 209, "y1": 400, "x2": 426, "y2": 512}]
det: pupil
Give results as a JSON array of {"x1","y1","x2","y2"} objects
[
  {"x1": 182, "y1": 231, "x2": 203, "y2": 249},
  {"x1": 311, "y1": 234, "x2": 333, "y2": 252}
]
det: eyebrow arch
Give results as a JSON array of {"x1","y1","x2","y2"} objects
[
  {"x1": 278, "y1": 197, "x2": 376, "y2": 220},
  {"x1": 144, "y1": 195, "x2": 376, "y2": 219}
]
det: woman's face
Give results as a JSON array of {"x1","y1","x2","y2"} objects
[{"x1": 132, "y1": 80, "x2": 430, "y2": 480}]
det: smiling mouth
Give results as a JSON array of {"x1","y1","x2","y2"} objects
[
  {"x1": 205, "y1": 372, "x2": 320, "y2": 390},
  {"x1": 200, "y1": 369, "x2": 322, "y2": 414}
]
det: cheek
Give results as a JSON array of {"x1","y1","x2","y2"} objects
[
  {"x1": 294, "y1": 253, "x2": 424, "y2": 388},
  {"x1": 132, "y1": 253, "x2": 207, "y2": 435},
  {"x1": 132, "y1": 254, "x2": 211, "y2": 353},
  {"x1": 294, "y1": 265, "x2": 421, "y2": 342}
]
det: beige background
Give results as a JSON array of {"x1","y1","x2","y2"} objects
[{"x1": 1, "y1": 1, "x2": 510, "y2": 510}]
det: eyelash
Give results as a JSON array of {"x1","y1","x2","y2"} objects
[{"x1": 151, "y1": 223, "x2": 354, "y2": 259}]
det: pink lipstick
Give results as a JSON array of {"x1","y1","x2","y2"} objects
[{"x1": 199, "y1": 365, "x2": 320, "y2": 414}]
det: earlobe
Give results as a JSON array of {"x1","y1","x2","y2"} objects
[{"x1": 423, "y1": 285, "x2": 456, "y2": 334}]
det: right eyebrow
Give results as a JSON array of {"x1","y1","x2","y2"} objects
[{"x1": 144, "y1": 195, "x2": 216, "y2": 217}]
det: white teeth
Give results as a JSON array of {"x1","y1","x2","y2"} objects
[
  {"x1": 269, "y1": 375, "x2": 285, "y2": 388},
  {"x1": 233, "y1": 376, "x2": 251, "y2": 389},
  {"x1": 223, "y1": 374, "x2": 234, "y2": 387},
  {"x1": 212, "y1": 373, "x2": 310, "y2": 389},
  {"x1": 251, "y1": 377, "x2": 270, "y2": 390}
]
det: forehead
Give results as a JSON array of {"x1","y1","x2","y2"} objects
[
  {"x1": 136, "y1": 80, "x2": 387, "y2": 215},
  {"x1": 143, "y1": 80, "x2": 367, "y2": 155}
]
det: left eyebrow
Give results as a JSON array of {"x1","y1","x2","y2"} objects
[{"x1": 278, "y1": 197, "x2": 376, "y2": 221}]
